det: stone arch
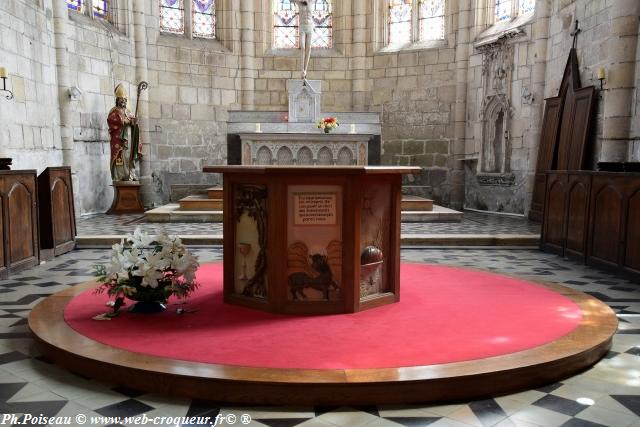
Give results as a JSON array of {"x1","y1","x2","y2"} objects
[
  {"x1": 337, "y1": 146, "x2": 354, "y2": 165},
  {"x1": 297, "y1": 146, "x2": 313, "y2": 165},
  {"x1": 481, "y1": 94, "x2": 510, "y2": 174},
  {"x1": 256, "y1": 146, "x2": 273, "y2": 165},
  {"x1": 276, "y1": 146, "x2": 294, "y2": 165},
  {"x1": 317, "y1": 146, "x2": 333, "y2": 165}
]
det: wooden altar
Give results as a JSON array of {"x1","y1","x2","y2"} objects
[{"x1": 204, "y1": 165, "x2": 419, "y2": 315}]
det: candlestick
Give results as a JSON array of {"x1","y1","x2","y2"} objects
[{"x1": 596, "y1": 67, "x2": 605, "y2": 80}]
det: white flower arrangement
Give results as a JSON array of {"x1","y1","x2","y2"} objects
[{"x1": 94, "y1": 227, "x2": 200, "y2": 313}]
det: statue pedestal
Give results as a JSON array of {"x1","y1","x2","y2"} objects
[{"x1": 108, "y1": 181, "x2": 144, "y2": 215}]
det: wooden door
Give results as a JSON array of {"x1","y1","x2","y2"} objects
[
  {"x1": 4, "y1": 174, "x2": 38, "y2": 272},
  {"x1": 564, "y1": 174, "x2": 590, "y2": 260},
  {"x1": 623, "y1": 186, "x2": 640, "y2": 276},
  {"x1": 0, "y1": 197, "x2": 5, "y2": 279},
  {"x1": 541, "y1": 173, "x2": 567, "y2": 254},
  {"x1": 588, "y1": 176, "x2": 624, "y2": 269},
  {"x1": 530, "y1": 98, "x2": 563, "y2": 222}
]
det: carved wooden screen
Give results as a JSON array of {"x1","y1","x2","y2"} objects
[
  {"x1": 529, "y1": 97, "x2": 563, "y2": 221},
  {"x1": 536, "y1": 97, "x2": 563, "y2": 172},
  {"x1": 530, "y1": 48, "x2": 595, "y2": 221}
]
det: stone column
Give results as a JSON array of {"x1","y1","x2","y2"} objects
[
  {"x1": 132, "y1": 0, "x2": 151, "y2": 203},
  {"x1": 52, "y1": 0, "x2": 73, "y2": 167},
  {"x1": 351, "y1": 0, "x2": 368, "y2": 110},
  {"x1": 600, "y1": 0, "x2": 639, "y2": 162},
  {"x1": 239, "y1": 1, "x2": 256, "y2": 108},
  {"x1": 525, "y1": 0, "x2": 550, "y2": 211},
  {"x1": 451, "y1": 0, "x2": 472, "y2": 210}
]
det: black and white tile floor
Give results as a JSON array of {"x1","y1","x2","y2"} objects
[
  {"x1": 76, "y1": 210, "x2": 541, "y2": 237},
  {"x1": 1, "y1": 245, "x2": 639, "y2": 426}
]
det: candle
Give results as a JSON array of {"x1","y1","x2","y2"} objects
[
  {"x1": 0, "y1": 67, "x2": 6, "y2": 78},
  {"x1": 255, "y1": 122, "x2": 261, "y2": 133},
  {"x1": 596, "y1": 67, "x2": 605, "y2": 80},
  {"x1": 350, "y1": 123, "x2": 356, "y2": 134}
]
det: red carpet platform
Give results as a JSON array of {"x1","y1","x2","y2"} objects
[
  {"x1": 65, "y1": 263, "x2": 582, "y2": 370},
  {"x1": 30, "y1": 263, "x2": 617, "y2": 405}
]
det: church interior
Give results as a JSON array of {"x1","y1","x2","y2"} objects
[{"x1": 1, "y1": 0, "x2": 640, "y2": 425}]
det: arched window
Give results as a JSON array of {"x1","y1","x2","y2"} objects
[
  {"x1": 193, "y1": 0, "x2": 216, "y2": 38},
  {"x1": 311, "y1": 0, "x2": 332, "y2": 48},
  {"x1": 388, "y1": 0, "x2": 445, "y2": 46},
  {"x1": 66, "y1": 0, "x2": 108, "y2": 19},
  {"x1": 495, "y1": 0, "x2": 534, "y2": 22},
  {"x1": 388, "y1": 0, "x2": 412, "y2": 46},
  {"x1": 518, "y1": 0, "x2": 534, "y2": 15},
  {"x1": 419, "y1": 0, "x2": 445, "y2": 41},
  {"x1": 160, "y1": 0, "x2": 216, "y2": 38},
  {"x1": 67, "y1": 0, "x2": 82, "y2": 12},
  {"x1": 160, "y1": 0, "x2": 185, "y2": 34},
  {"x1": 273, "y1": 0, "x2": 333, "y2": 49}
]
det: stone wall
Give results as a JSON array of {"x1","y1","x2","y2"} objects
[
  {"x1": 0, "y1": 0, "x2": 63, "y2": 172},
  {"x1": 0, "y1": 0, "x2": 638, "y2": 215}
]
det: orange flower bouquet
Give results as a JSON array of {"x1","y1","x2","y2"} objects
[{"x1": 317, "y1": 117, "x2": 339, "y2": 133}]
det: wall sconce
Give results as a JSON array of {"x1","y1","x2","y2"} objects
[
  {"x1": 68, "y1": 86, "x2": 82, "y2": 101},
  {"x1": 0, "y1": 67, "x2": 14, "y2": 100},
  {"x1": 596, "y1": 67, "x2": 607, "y2": 92}
]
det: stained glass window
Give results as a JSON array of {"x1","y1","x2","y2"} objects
[
  {"x1": 273, "y1": 0, "x2": 333, "y2": 49},
  {"x1": 160, "y1": 0, "x2": 185, "y2": 34},
  {"x1": 67, "y1": 0, "x2": 82, "y2": 12},
  {"x1": 274, "y1": 0, "x2": 299, "y2": 49},
  {"x1": 193, "y1": 0, "x2": 215, "y2": 38},
  {"x1": 518, "y1": 0, "x2": 534, "y2": 15},
  {"x1": 495, "y1": 0, "x2": 512, "y2": 21},
  {"x1": 311, "y1": 0, "x2": 332, "y2": 48},
  {"x1": 419, "y1": 0, "x2": 444, "y2": 41},
  {"x1": 92, "y1": 0, "x2": 107, "y2": 19},
  {"x1": 389, "y1": 0, "x2": 412, "y2": 46}
]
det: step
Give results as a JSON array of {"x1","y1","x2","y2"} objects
[
  {"x1": 76, "y1": 233, "x2": 539, "y2": 248},
  {"x1": 179, "y1": 196, "x2": 223, "y2": 211},
  {"x1": 401, "y1": 195, "x2": 433, "y2": 212},
  {"x1": 146, "y1": 202, "x2": 461, "y2": 223},
  {"x1": 207, "y1": 187, "x2": 223, "y2": 199}
]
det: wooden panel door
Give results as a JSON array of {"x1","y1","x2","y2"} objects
[
  {"x1": 4, "y1": 174, "x2": 38, "y2": 273},
  {"x1": 564, "y1": 174, "x2": 590, "y2": 260},
  {"x1": 566, "y1": 88, "x2": 596, "y2": 170},
  {"x1": 51, "y1": 177, "x2": 74, "y2": 246},
  {"x1": 536, "y1": 98, "x2": 563, "y2": 172},
  {"x1": 530, "y1": 98, "x2": 563, "y2": 222},
  {"x1": 588, "y1": 177, "x2": 624, "y2": 269},
  {"x1": 0, "y1": 198, "x2": 5, "y2": 279},
  {"x1": 623, "y1": 187, "x2": 640, "y2": 276},
  {"x1": 541, "y1": 173, "x2": 567, "y2": 254}
]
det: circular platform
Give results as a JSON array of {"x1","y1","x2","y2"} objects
[{"x1": 29, "y1": 263, "x2": 617, "y2": 405}]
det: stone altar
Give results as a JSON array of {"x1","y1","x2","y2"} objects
[{"x1": 227, "y1": 111, "x2": 382, "y2": 166}]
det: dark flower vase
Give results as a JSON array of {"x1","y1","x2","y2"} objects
[
  {"x1": 127, "y1": 279, "x2": 172, "y2": 313},
  {"x1": 129, "y1": 301, "x2": 167, "y2": 313}
]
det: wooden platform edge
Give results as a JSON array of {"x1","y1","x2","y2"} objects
[{"x1": 28, "y1": 279, "x2": 617, "y2": 405}]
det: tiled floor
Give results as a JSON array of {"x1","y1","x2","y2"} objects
[
  {"x1": 1, "y1": 243, "x2": 638, "y2": 426},
  {"x1": 76, "y1": 210, "x2": 542, "y2": 237}
]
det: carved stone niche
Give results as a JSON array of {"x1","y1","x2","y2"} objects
[
  {"x1": 476, "y1": 36, "x2": 516, "y2": 186},
  {"x1": 480, "y1": 94, "x2": 511, "y2": 175}
]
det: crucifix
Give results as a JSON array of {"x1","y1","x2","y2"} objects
[{"x1": 570, "y1": 20, "x2": 581, "y2": 49}]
